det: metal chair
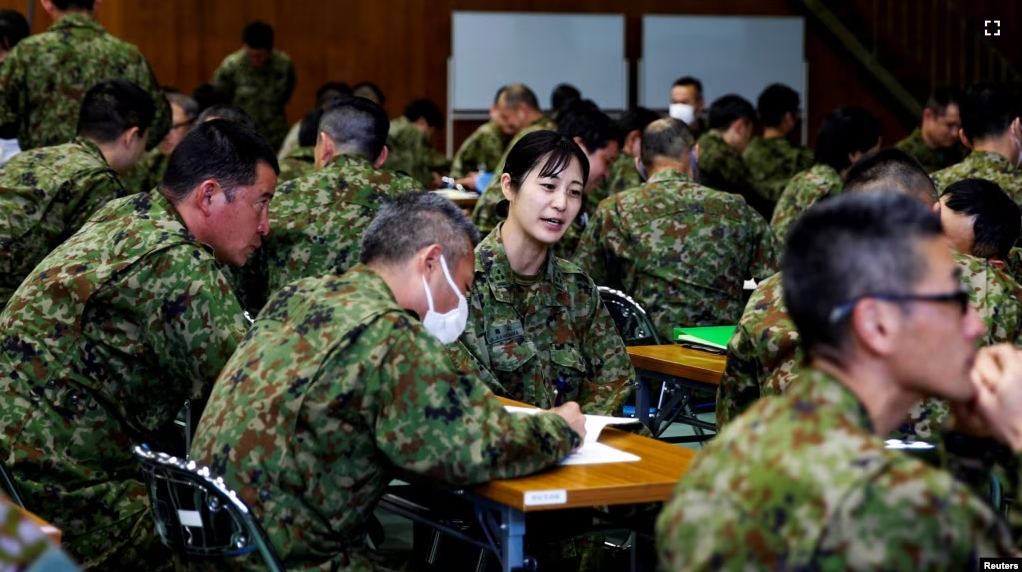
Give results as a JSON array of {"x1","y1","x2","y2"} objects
[
  {"x1": 132, "y1": 444, "x2": 285, "y2": 572},
  {"x1": 0, "y1": 456, "x2": 25, "y2": 509}
]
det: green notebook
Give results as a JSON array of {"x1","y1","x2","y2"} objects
[{"x1": 673, "y1": 325, "x2": 737, "y2": 351}]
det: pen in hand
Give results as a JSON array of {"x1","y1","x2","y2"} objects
[{"x1": 553, "y1": 375, "x2": 567, "y2": 407}]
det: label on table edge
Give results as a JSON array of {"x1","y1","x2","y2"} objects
[{"x1": 524, "y1": 489, "x2": 567, "y2": 506}]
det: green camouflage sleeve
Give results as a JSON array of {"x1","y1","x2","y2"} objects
[
  {"x1": 715, "y1": 321, "x2": 762, "y2": 428},
  {"x1": 571, "y1": 203, "x2": 612, "y2": 287},
  {"x1": 749, "y1": 213, "x2": 781, "y2": 280},
  {"x1": 281, "y1": 59, "x2": 297, "y2": 107},
  {"x1": 0, "y1": 46, "x2": 24, "y2": 138},
  {"x1": 373, "y1": 327, "x2": 580, "y2": 484},
  {"x1": 576, "y1": 284, "x2": 635, "y2": 415},
  {"x1": 211, "y1": 59, "x2": 236, "y2": 104},
  {"x1": 66, "y1": 171, "x2": 126, "y2": 232}
]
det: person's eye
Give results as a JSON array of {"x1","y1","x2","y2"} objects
[
  {"x1": 568, "y1": 188, "x2": 583, "y2": 198},
  {"x1": 542, "y1": 183, "x2": 556, "y2": 191}
]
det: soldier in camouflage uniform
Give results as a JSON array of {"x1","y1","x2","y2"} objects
[
  {"x1": 236, "y1": 97, "x2": 419, "y2": 314},
  {"x1": 574, "y1": 118, "x2": 779, "y2": 343},
  {"x1": 275, "y1": 107, "x2": 322, "y2": 184},
  {"x1": 932, "y1": 83, "x2": 1022, "y2": 205},
  {"x1": 472, "y1": 84, "x2": 557, "y2": 234},
  {"x1": 385, "y1": 98, "x2": 450, "y2": 187},
  {"x1": 658, "y1": 191, "x2": 1021, "y2": 570},
  {"x1": 212, "y1": 21, "x2": 296, "y2": 151},
  {"x1": 449, "y1": 92, "x2": 514, "y2": 188},
  {"x1": 718, "y1": 150, "x2": 1022, "y2": 439},
  {"x1": 0, "y1": 0, "x2": 170, "y2": 151},
  {"x1": 190, "y1": 192, "x2": 586, "y2": 572},
  {"x1": 457, "y1": 130, "x2": 633, "y2": 420},
  {"x1": 668, "y1": 76, "x2": 706, "y2": 140},
  {"x1": 0, "y1": 120, "x2": 278, "y2": 569},
  {"x1": 586, "y1": 107, "x2": 660, "y2": 214},
  {"x1": 0, "y1": 80, "x2": 156, "y2": 309},
  {"x1": 895, "y1": 86, "x2": 969, "y2": 173},
  {"x1": 121, "y1": 91, "x2": 198, "y2": 194},
  {"x1": 695, "y1": 95, "x2": 773, "y2": 220},
  {"x1": 770, "y1": 106, "x2": 882, "y2": 241},
  {"x1": 277, "y1": 81, "x2": 351, "y2": 160},
  {"x1": 743, "y1": 84, "x2": 814, "y2": 209}
]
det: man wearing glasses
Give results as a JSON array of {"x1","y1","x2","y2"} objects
[
  {"x1": 121, "y1": 91, "x2": 198, "y2": 194},
  {"x1": 658, "y1": 190, "x2": 1022, "y2": 569}
]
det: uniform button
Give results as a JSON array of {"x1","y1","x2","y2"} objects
[
  {"x1": 45, "y1": 380, "x2": 55, "y2": 389},
  {"x1": 259, "y1": 489, "x2": 271, "y2": 501},
  {"x1": 70, "y1": 394, "x2": 79, "y2": 405}
]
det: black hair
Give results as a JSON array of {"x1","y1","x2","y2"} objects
[
  {"x1": 814, "y1": 107, "x2": 882, "y2": 172},
  {"x1": 196, "y1": 105, "x2": 254, "y2": 129},
  {"x1": 76, "y1": 79, "x2": 156, "y2": 144},
  {"x1": 672, "y1": 76, "x2": 703, "y2": 97},
  {"x1": 191, "y1": 83, "x2": 231, "y2": 114},
  {"x1": 319, "y1": 96, "x2": 390, "y2": 160},
  {"x1": 557, "y1": 99, "x2": 616, "y2": 154},
  {"x1": 757, "y1": 83, "x2": 801, "y2": 128},
  {"x1": 641, "y1": 118, "x2": 695, "y2": 168},
  {"x1": 403, "y1": 98, "x2": 443, "y2": 128},
  {"x1": 960, "y1": 82, "x2": 1020, "y2": 142},
  {"x1": 925, "y1": 86, "x2": 964, "y2": 116},
  {"x1": 0, "y1": 10, "x2": 29, "y2": 52},
  {"x1": 360, "y1": 191, "x2": 480, "y2": 267},
  {"x1": 242, "y1": 20, "x2": 274, "y2": 50},
  {"x1": 352, "y1": 81, "x2": 386, "y2": 106},
  {"x1": 50, "y1": 0, "x2": 95, "y2": 10},
  {"x1": 708, "y1": 94, "x2": 756, "y2": 131},
  {"x1": 160, "y1": 119, "x2": 279, "y2": 203},
  {"x1": 843, "y1": 147, "x2": 936, "y2": 205},
  {"x1": 942, "y1": 178, "x2": 1021, "y2": 260},
  {"x1": 782, "y1": 191, "x2": 943, "y2": 360},
  {"x1": 315, "y1": 82, "x2": 352, "y2": 108},
  {"x1": 503, "y1": 130, "x2": 590, "y2": 194},
  {"x1": 617, "y1": 107, "x2": 662, "y2": 145},
  {"x1": 298, "y1": 108, "x2": 324, "y2": 148},
  {"x1": 551, "y1": 84, "x2": 581, "y2": 112}
]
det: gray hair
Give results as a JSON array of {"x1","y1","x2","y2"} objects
[
  {"x1": 360, "y1": 192, "x2": 481, "y2": 267},
  {"x1": 640, "y1": 117, "x2": 695, "y2": 168}
]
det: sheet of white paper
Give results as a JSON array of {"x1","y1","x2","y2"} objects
[
  {"x1": 561, "y1": 442, "x2": 640, "y2": 466},
  {"x1": 744, "y1": 279, "x2": 757, "y2": 290},
  {"x1": 504, "y1": 406, "x2": 637, "y2": 444}
]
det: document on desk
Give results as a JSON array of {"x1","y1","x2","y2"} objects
[{"x1": 504, "y1": 406, "x2": 641, "y2": 465}]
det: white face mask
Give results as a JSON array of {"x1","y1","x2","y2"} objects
[
  {"x1": 669, "y1": 103, "x2": 696, "y2": 125},
  {"x1": 421, "y1": 254, "x2": 468, "y2": 344}
]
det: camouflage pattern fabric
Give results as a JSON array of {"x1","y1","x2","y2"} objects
[
  {"x1": 450, "y1": 119, "x2": 509, "y2": 179},
  {"x1": 586, "y1": 151, "x2": 643, "y2": 215},
  {"x1": 276, "y1": 145, "x2": 315, "y2": 184},
  {"x1": 716, "y1": 251, "x2": 1022, "y2": 439},
  {"x1": 0, "y1": 499, "x2": 80, "y2": 571},
  {"x1": 120, "y1": 147, "x2": 169, "y2": 195},
  {"x1": 276, "y1": 118, "x2": 302, "y2": 159},
  {"x1": 0, "y1": 13, "x2": 170, "y2": 151},
  {"x1": 573, "y1": 168, "x2": 779, "y2": 342},
  {"x1": 694, "y1": 130, "x2": 771, "y2": 218},
  {"x1": 742, "y1": 135, "x2": 813, "y2": 204},
  {"x1": 0, "y1": 138, "x2": 126, "y2": 309},
  {"x1": 0, "y1": 191, "x2": 248, "y2": 569},
  {"x1": 769, "y1": 163, "x2": 843, "y2": 242},
  {"x1": 384, "y1": 116, "x2": 450, "y2": 187},
  {"x1": 213, "y1": 49, "x2": 296, "y2": 151},
  {"x1": 895, "y1": 127, "x2": 969, "y2": 174},
  {"x1": 933, "y1": 150, "x2": 1022, "y2": 207},
  {"x1": 455, "y1": 222, "x2": 635, "y2": 415},
  {"x1": 189, "y1": 264, "x2": 580, "y2": 572},
  {"x1": 470, "y1": 116, "x2": 557, "y2": 235},
  {"x1": 552, "y1": 211, "x2": 589, "y2": 262},
  {"x1": 657, "y1": 367, "x2": 1015, "y2": 571},
  {"x1": 233, "y1": 153, "x2": 420, "y2": 313}
]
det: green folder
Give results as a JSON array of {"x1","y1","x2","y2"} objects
[{"x1": 672, "y1": 326, "x2": 737, "y2": 351}]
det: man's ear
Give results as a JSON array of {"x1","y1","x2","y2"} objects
[
  {"x1": 193, "y1": 179, "x2": 219, "y2": 217},
  {"x1": 922, "y1": 108, "x2": 934, "y2": 123},
  {"x1": 374, "y1": 145, "x2": 389, "y2": 168},
  {"x1": 959, "y1": 129, "x2": 973, "y2": 150},
  {"x1": 851, "y1": 299, "x2": 900, "y2": 357},
  {"x1": 990, "y1": 258, "x2": 1007, "y2": 271},
  {"x1": 121, "y1": 126, "x2": 141, "y2": 150},
  {"x1": 419, "y1": 243, "x2": 443, "y2": 277},
  {"x1": 317, "y1": 132, "x2": 334, "y2": 167}
]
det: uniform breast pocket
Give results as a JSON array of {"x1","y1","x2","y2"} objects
[
  {"x1": 549, "y1": 345, "x2": 587, "y2": 402},
  {"x1": 489, "y1": 336, "x2": 537, "y2": 374}
]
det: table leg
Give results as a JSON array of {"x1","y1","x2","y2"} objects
[
  {"x1": 636, "y1": 374, "x2": 651, "y2": 430},
  {"x1": 500, "y1": 505, "x2": 526, "y2": 572}
]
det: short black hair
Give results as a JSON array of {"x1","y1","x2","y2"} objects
[
  {"x1": 960, "y1": 82, "x2": 1020, "y2": 142},
  {"x1": 925, "y1": 86, "x2": 964, "y2": 116},
  {"x1": 352, "y1": 81, "x2": 385, "y2": 106},
  {"x1": 50, "y1": 0, "x2": 95, "y2": 10},
  {"x1": 641, "y1": 118, "x2": 695, "y2": 168},
  {"x1": 782, "y1": 191, "x2": 943, "y2": 360},
  {"x1": 360, "y1": 191, "x2": 480, "y2": 268},
  {"x1": 843, "y1": 147, "x2": 936, "y2": 205},
  {"x1": 942, "y1": 178, "x2": 1021, "y2": 260},
  {"x1": 76, "y1": 79, "x2": 156, "y2": 144},
  {"x1": 319, "y1": 96, "x2": 390, "y2": 160},
  {"x1": 814, "y1": 107, "x2": 882, "y2": 172},
  {"x1": 617, "y1": 107, "x2": 662, "y2": 145},
  {"x1": 0, "y1": 10, "x2": 29, "y2": 52},
  {"x1": 551, "y1": 84, "x2": 581, "y2": 112},
  {"x1": 503, "y1": 130, "x2": 591, "y2": 195},
  {"x1": 167, "y1": 92, "x2": 200, "y2": 125},
  {"x1": 708, "y1": 94, "x2": 756, "y2": 131},
  {"x1": 242, "y1": 20, "x2": 274, "y2": 50},
  {"x1": 315, "y1": 82, "x2": 352, "y2": 108},
  {"x1": 191, "y1": 82, "x2": 231, "y2": 114},
  {"x1": 298, "y1": 108, "x2": 324, "y2": 148},
  {"x1": 757, "y1": 83, "x2": 801, "y2": 127},
  {"x1": 557, "y1": 99, "x2": 616, "y2": 154},
  {"x1": 160, "y1": 119, "x2": 279, "y2": 204},
  {"x1": 196, "y1": 105, "x2": 254, "y2": 129},
  {"x1": 672, "y1": 76, "x2": 703, "y2": 97},
  {"x1": 500, "y1": 84, "x2": 540, "y2": 111},
  {"x1": 403, "y1": 98, "x2": 443, "y2": 128}
]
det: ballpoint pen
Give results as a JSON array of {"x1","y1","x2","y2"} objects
[{"x1": 553, "y1": 375, "x2": 567, "y2": 407}]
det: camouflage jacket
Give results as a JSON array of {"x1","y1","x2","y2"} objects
[
  {"x1": 276, "y1": 118, "x2": 302, "y2": 160},
  {"x1": 716, "y1": 251, "x2": 1022, "y2": 439},
  {"x1": 658, "y1": 368, "x2": 1014, "y2": 571},
  {"x1": 276, "y1": 145, "x2": 315, "y2": 184},
  {"x1": 190, "y1": 264, "x2": 580, "y2": 571},
  {"x1": 0, "y1": 138, "x2": 126, "y2": 308},
  {"x1": 384, "y1": 116, "x2": 450, "y2": 187},
  {"x1": 742, "y1": 135, "x2": 814, "y2": 204},
  {"x1": 573, "y1": 168, "x2": 779, "y2": 342},
  {"x1": 471, "y1": 115, "x2": 557, "y2": 234},
  {"x1": 933, "y1": 150, "x2": 1022, "y2": 207},
  {"x1": 233, "y1": 153, "x2": 419, "y2": 313},
  {"x1": 770, "y1": 163, "x2": 843, "y2": 242},
  {"x1": 213, "y1": 49, "x2": 296, "y2": 151},
  {"x1": 695, "y1": 130, "x2": 771, "y2": 219},
  {"x1": 0, "y1": 14, "x2": 169, "y2": 151},
  {"x1": 120, "y1": 147, "x2": 169, "y2": 195},
  {"x1": 895, "y1": 127, "x2": 969, "y2": 174},
  {"x1": 455, "y1": 223, "x2": 635, "y2": 415},
  {"x1": 0, "y1": 191, "x2": 248, "y2": 567},
  {"x1": 450, "y1": 119, "x2": 509, "y2": 179},
  {"x1": 586, "y1": 151, "x2": 642, "y2": 215}
]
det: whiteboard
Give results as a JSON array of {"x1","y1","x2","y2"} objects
[
  {"x1": 451, "y1": 12, "x2": 627, "y2": 111},
  {"x1": 640, "y1": 16, "x2": 805, "y2": 111}
]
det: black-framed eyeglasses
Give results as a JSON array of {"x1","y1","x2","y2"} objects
[
  {"x1": 828, "y1": 290, "x2": 970, "y2": 323},
  {"x1": 171, "y1": 120, "x2": 195, "y2": 130}
]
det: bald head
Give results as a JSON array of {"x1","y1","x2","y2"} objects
[
  {"x1": 499, "y1": 83, "x2": 540, "y2": 111},
  {"x1": 640, "y1": 117, "x2": 695, "y2": 170}
]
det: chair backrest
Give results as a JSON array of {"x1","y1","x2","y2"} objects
[
  {"x1": 132, "y1": 444, "x2": 285, "y2": 572},
  {"x1": 598, "y1": 286, "x2": 662, "y2": 346},
  {"x1": 0, "y1": 456, "x2": 25, "y2": 509}
]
